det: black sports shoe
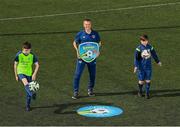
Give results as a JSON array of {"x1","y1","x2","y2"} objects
[
  {"x1": 26, "y1": 106, "x2": 31, "y2": 112},
  {"x1": 32, "y1": 93, "x2": 36, "y2": 100},
  {"x1": 137, "y1": 92, "x2": 143, "y2": 97},
  {"x1": 88, "y1": 89, "x2": 95, "y2": 96},
  {"x1": 72, "y1": 92, "x2": 79, "y2": 99},
  {"x1": 145, "y1": 94, "x2": 150, "y2": 99}
]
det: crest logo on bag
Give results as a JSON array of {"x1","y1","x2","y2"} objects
[{"x1": 78, "y1": 42, "x2": 99, "y2": 63}]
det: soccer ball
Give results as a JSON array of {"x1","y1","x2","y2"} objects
[
  {"x1": 141, "y1": 49, "x2": 151, "y2": 59},
  {"x1": 85, "y1": 50, "x2": 93, "y2": 58},
  {"x1": 91, "y1": 108, "x2": 109, "y2": 114},
  {"x1": 29, "y1": 81, "x2": 40, "y2": 92}
]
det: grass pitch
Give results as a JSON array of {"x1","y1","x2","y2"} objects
[{"x1": 0, "y1": 0, "x2": 180, "y2": 126}]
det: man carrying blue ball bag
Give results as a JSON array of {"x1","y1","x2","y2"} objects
[{"x1": 72, "y1": 19, "x2": 101, "y2": 99}]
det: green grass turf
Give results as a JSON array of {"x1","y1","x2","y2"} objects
[{"x1": 0, "y1": 0, "x2": 180, "y2": 126}]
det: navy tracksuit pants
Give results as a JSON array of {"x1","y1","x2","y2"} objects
[{"x1": 73, "y1": 59, "x2": 96, "y2": 93}]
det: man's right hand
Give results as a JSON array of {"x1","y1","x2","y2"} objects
[{"x1": 77, "y1": 51, "x2": 80, "y2": 59}]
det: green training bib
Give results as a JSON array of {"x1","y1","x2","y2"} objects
[{"x1": 17, "y1": 53, "x2": 33, "y2": 76}]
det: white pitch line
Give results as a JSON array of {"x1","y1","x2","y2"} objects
[{"x1": 0, "y1": 2, "x2": 180, "y2": 21}]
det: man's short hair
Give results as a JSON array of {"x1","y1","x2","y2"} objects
[
  {"x1": 83, "y1": 18, "x2": 91, "y2": 22},
  {"x1": 23, "y1": 41, "x2": 31, "y2": 49}
]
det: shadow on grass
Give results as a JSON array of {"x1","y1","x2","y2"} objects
[
  {"x1": 0, "y1": 25, "x2": 180, "y2": 36},
  {"x1": 32, "y1": 102, "x2": 113, "y2": 114},
  {"x1": 95, "y1": 89, "x2": 180, "y2": 98},
  {"x1": 31, "y1": 89, "x2": 180, "y2": 114}
]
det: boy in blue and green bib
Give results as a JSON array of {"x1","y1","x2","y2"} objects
[{"x1": 14, "y1": 42, "x2": 39, "y2": 111}]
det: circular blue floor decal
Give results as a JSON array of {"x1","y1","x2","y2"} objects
[{"x1": 77, "y1": 105, "x2": 123, "y2": 118}]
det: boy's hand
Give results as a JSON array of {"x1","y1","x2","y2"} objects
[
  {"x1": 32, "y1": 74, "x2": 36, "y2": 81},
  {"x1": 15, "y1": 76, "x2": 19, "y2": 82},
  {"x1": 158, "y1": 62, "x2": 162, "y2": 66},
  {"x1": 134, "y1": 67, "x2": 138, "y2": 73}
]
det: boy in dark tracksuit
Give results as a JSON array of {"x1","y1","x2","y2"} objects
[{"x1": 134, "y1": 35, "x2": 162, "y2": 99}]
